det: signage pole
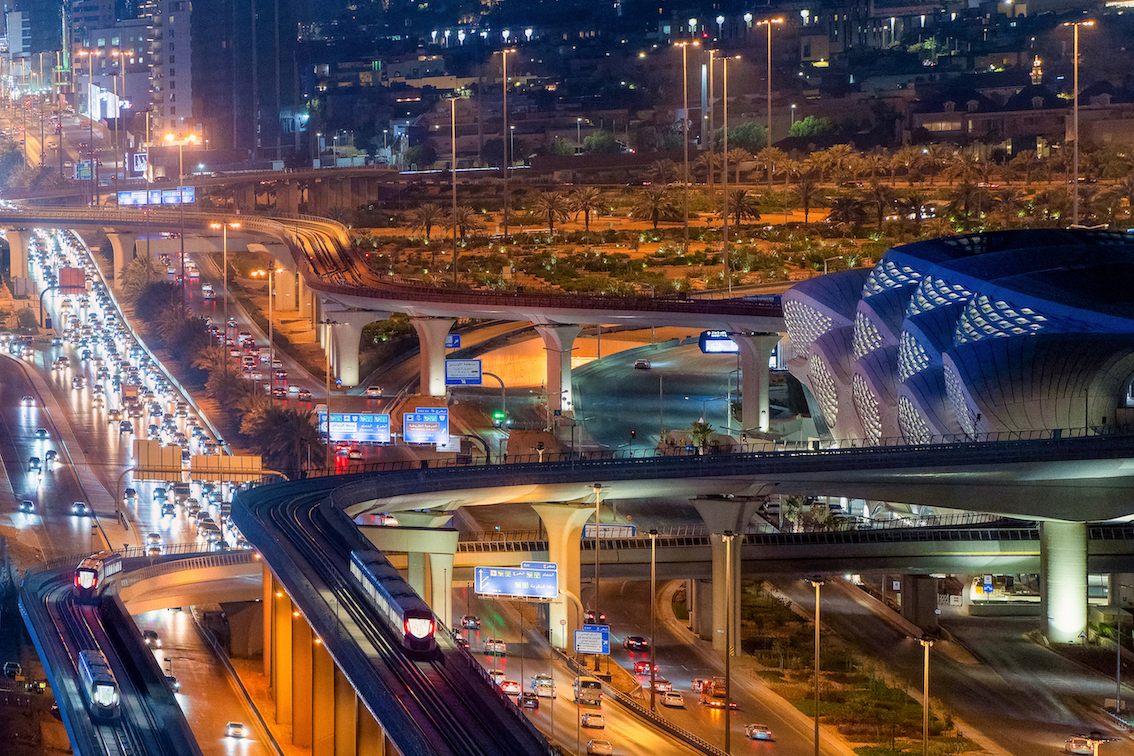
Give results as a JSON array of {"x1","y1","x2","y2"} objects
[{"x1": 592, "y1": 483, "x2": 602, "y2": 671}]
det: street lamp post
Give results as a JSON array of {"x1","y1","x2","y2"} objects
[
  {"x1": 791, "y1": 103, "x2": 797, "y2": 128},
  {"x1": 721, "y1": 55, "x2": 738, "y2": 296},
  {"x1": 592, "y1": 482, "x2": 603, "y2": 671},
  {"x1": 1064, "y1": 19, "x2": 1094, "y2": 226},
  {"x1": 724, "y1": 530, "x2": 737, "y2": 754},
  {"x1": 451, "y1": 96, "x2": 458, "y2": 284},
  {"x1": 163, "y1": 131, "x2": 199, "y2": 314},
  {"x1": 706, "y1": 50, "x2": 716, "y2": 190},
  {"x1": 918, "y1": 636, "x2": 934, "y2": 756},
  {"x1": 251, "y1": 268, "x2": 283, "y2": 388},
  {"x1": 649, "y1": 529, "x2": 658, "y2": 712},
  {"x1": 499, "y1": 48, "x2": 516, "y2": 237},
  {"x1": 209, "y1": 221, "x2": 240, "y2": 354},
  {"x1": 576, "y1": 118, "x2": 582, "y2": 151},
  {"x1": 809, "y1": 577, "x2": 825, "y2": 756},
  {"x1": 823, "y1": 255, "x2": 844, "y2": 274},
  {"x1": 757, "y1": 18, "x2": 784, "y2": 157},
  {"x1": 676, "y1": 41, "x2": 698, "y2": 253}
]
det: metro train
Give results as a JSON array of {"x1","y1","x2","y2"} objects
[
  {"x1": 74, "y1": 552, "x2": 123, "y2": 598},
  {"x1": 78, "y1": 650, "x2": 120, "y2": 720},
  {"x1": 349, "y1": 550, "x2": 437, "y2": 655}
]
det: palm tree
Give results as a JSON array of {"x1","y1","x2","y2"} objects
[
  {"x1": 756, "y1": 147, "x2": 789, "y2": 189},
  {"x1": 723, "y1": 189, "x2": 761, "y2": 226},
  {"x1": 726, "y1": 148, "x2": 751, "y2": 183},
  {"x1": 243, "y1": 405, "x2": 324, "y2": 472},
  {"x1": 993, "y1": 187, "x2": 1024, "y2": 226},
  {"x1": 646, "y1": 159, "x2": 678, "y2": 185},
  {"x1": 896, "y1": 190, "x2": 929, "y2": 229},
  {"x1": 1029, "y1": 187, "x2": 1070, "y2": 222},
  {"x1": 569, "y1": 186, "x2": 604, "y2": 241},
  {"x1": 944, "y1": 152, "x2": 981, "y2": 186},
  {"x1": 1009, "y1": 150, "x2": 1041, "y2": 187},
  {"x1": 631, "y1": 186, "x2": 678, "y2": 229},
  {"x1": 531, "y1": 191, "x2": 571, "y2": 235},
  {"x1": 866, "y1": 180, "x2": 896, "y2": 232},
  {"x1": 947, "y1": 182, "x2": 985, "y2": 229},
  {"x1": 923, "y1": 143, "x2": 954, "y2": 185},
  {"x1": 893, "y1": 146, "x2": 926, "y2": 186},
  {"x1": 794, "y1": 174, "x2": 823, "y2": 223},
  {"x1": 409, "y1": 203, "x2": 445, "y2": 241},
  {"x1": 803, "y1": 152, "x2": 830, "y2": 182},
  {"x1": 121, "y1": 253, "x2": 167, "y2": 301},
  {"x1": 445, "y1": 205, "x2": 485, "y2": 242},
  {"x1": 826, "y1": 193, "x2": 867, "y2": 231},
  {"x1": 822, "y1": 144, "x2": 856, "y2": 182}
]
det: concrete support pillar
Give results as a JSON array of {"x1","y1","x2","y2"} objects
[
  {"x1": 276, "y1": 269, "x2": 297, "y2": 312},
  {"x1": 298, "y1": 275, "x2": 313, "y2": 319},
  {"x1": 333, "y1": 666, "x2": 358, "y2": 756},
  {"x1": 899, "y1": 575, "x2": 939, "y2": 634},
  {"x1": 1041, "y1": 520, "x2": 1088, "y2": 644},
  {"x1": 5, "y1": 228, "x2": 28, "y2": 279},
  {"x1": 104, "y1": 232, "x2": 137, "y2": 289},
  {"x1": 271, "y1": 583, "x2": 294, "y2": 724},
  {"x1": 357, "y1": 702, "x2": 386, "y2": 756},
  {"x1": 262, "y1": 566, "x2": 275, "y2": 681},
  {"x1": 326, "y1": 309, "x2": 383, "y2": 387},
  {"x1": 691, "y1": 578, "x2": 713, "y2": 640},
  {"x1": 734, "y1": 332, "x2": 782, "y2": 433},
  {"x1": 691, "y1": 497, "x2": 762, "y2": 653},
  {"x1": 428, "y1": 552, "x2": 455, "y2": 629},
  {"x1": 411, "y1": 317, "x2": 456, "y2": 397},
  {"x1": 535, "y1": 325, "x2": 582, "y2": 415},
  {"x1": 311, "y1": 640, "x2": 335, "y2": 753},
  {"x1": 291, "y1": 614, "x2": 313, "y2": 747},
  {"x1": 532, "y1": 503, "x2": 594, "y2": 650}
]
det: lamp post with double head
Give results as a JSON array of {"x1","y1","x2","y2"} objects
[
  {"x1": 498, "y1": 48, "x2": 516, "y2": 237},
  {"x1": 592, "y1": 482, "x2": 603, "y2": 671},
  {"x1": 723, "y1": 530, "x2": 737, "y2": 754},
  {"x1": 649, "y1": 528, "x2": 658, "y2": 712},
  {"x1": 675, "y1": 41, "x2": 699, "y2": 253},
  {"x1": 720, "y1": 55, "x2": 739, "y2": 296},
  {"x1": 163, "y1": 130, "x2": 199, "y2": 314},
  {"x1": 1063, "y1": 18, "x2": 1094, "y2": 226},
  {"x1": 757, "y1": 18, "x2": 784, "y2": 162}
]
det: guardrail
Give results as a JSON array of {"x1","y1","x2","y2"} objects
[
  {"x1": 22, "y1": 544, "x2": 237, "y2": 579},
  {"x1": 553, "y1": 647, "x2": 727, "y2": 756},
  {"x1": 116, "y1": 549, "x2": 257, "y2": 589}
]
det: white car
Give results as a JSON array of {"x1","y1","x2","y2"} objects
[
  {"x1": 660, "y1": 691, "x2": 684, "y2": 707},
  {"x1": 484, "y1": 638, "x2": 507, "y2": 655},
  {"x1": 745, "y1": 724, "x2": 774, "y2": 741},
  {"x1": 581, "y1": 713, "x2": 605, "y2": 729},
  {"x1": 587, "y1": 740, "x2": 614, "y2": 756},
  {"x1": 225, "y1": 721, "x2": 245, "y2": 738}
]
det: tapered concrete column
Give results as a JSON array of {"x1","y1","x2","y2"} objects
[
  {"x1": 271, "y1": 584, "x2": 294, "y2": 724},
  {"x1": 326, "y1": 309, "x2": 383, "y2": 387},
  {"x1": 105, "y1": 232, "x2": 137, "y2": 289},
  {"x1": 411, "y1": 317, "x2": 456, "y2": 397},
  {"x1": 1041, "y1": 520, "x2": 1088, "y2": 644},
  {"x1": 312, "y1": 639, "x2": 335, "y2": 753},
  {"x1": 5, "y1": 229, "x2": 29, "y2": 279},
  {"x1": 429, "y1": 552, "x2": 455, "y2": 629},
  {"x1": 298, "y1": 275, "x2": 313, "y2": 319},
  {"x1": 535, "y1": 325, "x2": 582, "y2": 414},
  {"x1": 276, "y1": 269, "x2": 297, "y2": 311},
  {"x1": 333, "y1": 666, "x2": 358, "y2": 756},
  {"x1": 692, "y1": 497, "x2": 761, "y2": 653},
  {"x1": 263, "y1": 566, "x2": 275, "y2": 680},
  {"x1": 533, "y1": 503, "x2": 594, "y2": 650},
  {"x1": 734, "y1": 332, "x2": 782, "y2": 433},
  {"x1": 292, "y1": 613, "x2": 313, "y2": 746},
  {"x1": 358, "y1": 704, "x2": 386, "y2": 756}
]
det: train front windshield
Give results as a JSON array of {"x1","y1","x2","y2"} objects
[
  {"x1": 405, "y1": 617, "x2": 434, "y2": 639},
  {"x1": 92, "y1": 682, "x2": 118, "y2": 707},
  {"x1": 75, "y1": 569, "x2": 97, "y2": 590}
]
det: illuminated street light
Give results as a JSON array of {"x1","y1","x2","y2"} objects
[
  {"x1": 163, "y1": 130, "x2": 199, "y2": 314},
  {"x1": 757, "y1": 18, "x2": 784, "y2": 159},
  {"x1": 1063, "y1": 19, "x2": 1094, "y2": 225},
  {"x1": 809, "y1": 577, "x2": 825, "y2": 756},
  {"x1": 918, "y1": 636, "x2": 935, "y2": 756},
  {"x1": 675, "y1": 41, "x2": 698, "y2": 252},
  {"x1": 209, "y1": 220, "x2": 241, "y2": 373},
  {"x1": 721, "y1": 55, "x2": 740, "y2": 296}
]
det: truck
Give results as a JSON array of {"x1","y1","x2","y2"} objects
[
  {"x1": 121, "y1": 384, "x2": 139, "y2": 406},
  {"x1": 572, "y1": 676, "x2": 603, "y2": 706}
]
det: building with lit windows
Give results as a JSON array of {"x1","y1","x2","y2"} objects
[{"x1": 783, "y1": 230, "x2": 1134, "y2": 443}]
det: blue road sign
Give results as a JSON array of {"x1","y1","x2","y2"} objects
[
  {"x1": 445, "y1": 359, "x2": 482, "y2": 386},
  {"x1": 318, "y1": 413, "x2": 391, "y2": 443},
  {"x1": 475, "y1": 565, "x2": 558, "y2": 600},
  {"x1": 575, "y1": 624, "x2": 610, "y2": 654},
  {"x1": 521, "y1": 561, "x2": 556, "y2": 571},
  {"x1": 446, "y1": 333, "x2": 461, "y2": 349},
  {"x1": 403, "y1": 408, "x2": 449, "y2": 444}
]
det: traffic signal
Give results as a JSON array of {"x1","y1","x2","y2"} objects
[
  {"x1": 493, "y1": 411, "x2": 505, "y2": 428},
  {"x1": 630, "y1": 429, "x2": 636, "y2": 439}
]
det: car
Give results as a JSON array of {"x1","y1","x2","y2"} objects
[
  {"x1": 44, "y1": 449, "x2": 57, "y2": 463},
  {"x1": 519, "y1": 692, "x2": 539, "y2": 709},
  {"x1": 460, "y1": 615, "x2": 481, "y2": 629},
  {"x1": 119, "y1": 420, "x2": 133, "y2": 433},
  {"x1": 71, "y1": 376, "x2": 84, "y2": 390},
  {"x1": 581, "y1": 712, "x2": 605, "y2": 729},
  {"x1": 164, "y1": 675, "x2": 180, "y2": 693},
  {"x1": 646, "y1": 677, "x2": 671, "y2": 692},
  {"x1": 624, "y1": 635, "x2": 649, "y2": 652},
  {"x1": 28, "y1": 457, "x2": 41, "y2": 471},
  {"x1": 745, "y1": 724, "x2": 774, "y2": 741},
  {"x1": 347, "y1": 448, "x2": 364, "y2": 461},
  {"x1": 634, "y1": 660, "x2": 658, "y2": 675},
  {"x1": 500, "y1": 679, "x2": 521, "y2": 695},
  {"x1": 454, "y1": 637, "x2": 470, "y2": 650},
  {"x1": 34, "y1": 428, "x2": 48, "y2": 439},
  {"x1": 20, "y1": 395, "x2": 34, "y2": 405},
  {"x1": 484, "y1": 638, "x2": 506, "y2": 655},
  {"x1": 71, "y1": 501, "x2": 90, "y2": 515},
  {"x1": 633, "y1": 359, "x2": 651, "y2": 370},
  {"x1": 660, "y1": 691, "x2": 684, "y2": 708},
  {"x1": 297, "y1": 388, "x2": 313, "y2": 401},
  {"x1": 225, "y1": 721, "x2": 245, "y2": 738},
  {"x1": 146, "y1": 545, "x2": 163, "y2": 556},
  {"x1": 160, "y1": 503, "x2": 176, "y2": 517},
  {"x1": 142, "y1": 630, "x2": 162, "y2": 648},
  {"x1": 366, "y1": 385, "x2": 382, "y2": 398},
  {"x1": 3, "y1": 662, "x2": 21, "y2": 678},
  {"x1": 18, "y1": 500, "x2": 34, "y2": 513},
  {"x1": 124, "y1": 487, "x2": 137, "y2": 499},
  {"x1": 584, "y1": 610, "x2": 607, "y2": 623},
  {"x1": 271, "y1": 387, "x2": 287, "y2": 399},
  {"x1": 154, "y1": 487, "x2": 167, "y2": 500},
  {"x1": 586, "y1": 739, "x2": 614, "y2": 755},
  {"x1": 487, "y1": 669, "x2": 506, "y2": 685},
  {"x1": 146, "y1": 532, "x2": 162, "y2": 545}
]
